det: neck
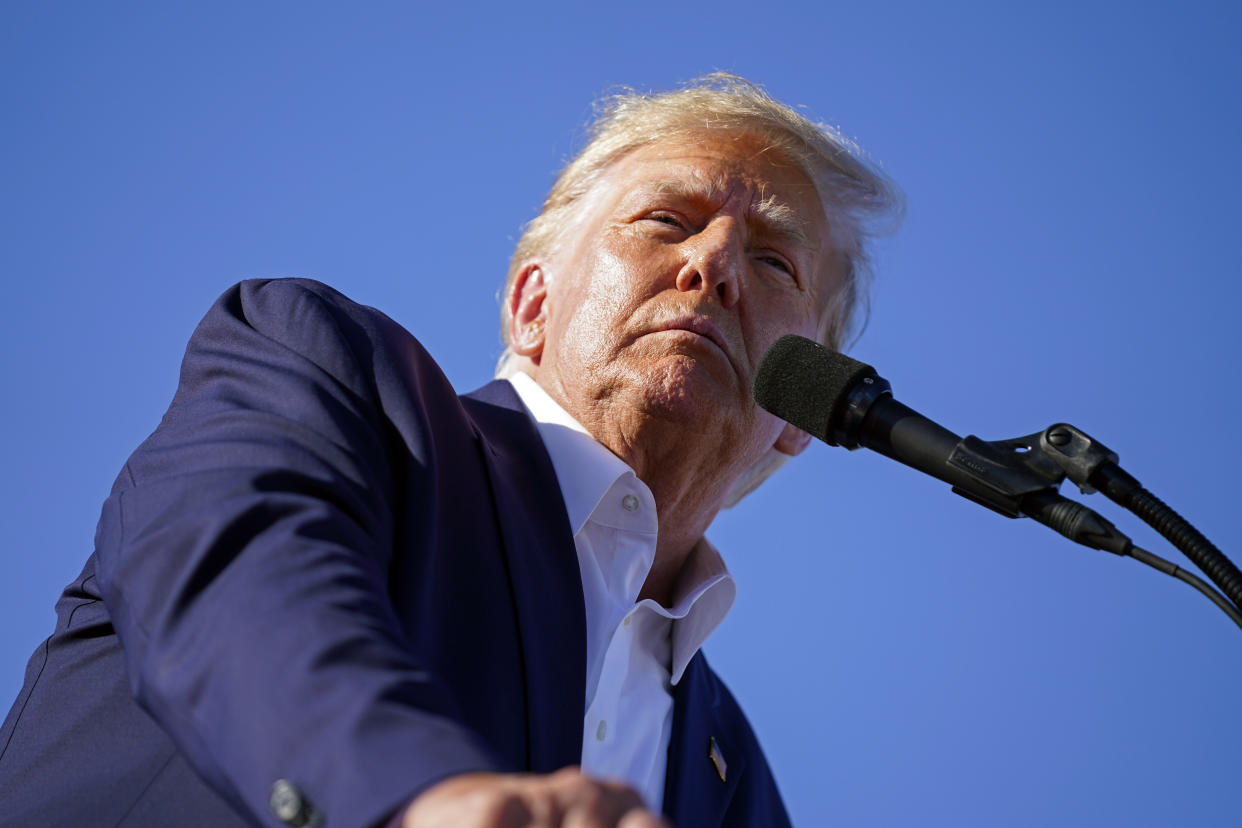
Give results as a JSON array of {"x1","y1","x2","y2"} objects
[{"x1": 528, "y1": 367, "x2": 750, "y2": 606}]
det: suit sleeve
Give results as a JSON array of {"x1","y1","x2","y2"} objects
[{"x1": 94, "y1": 279, "x2": 506, "y2": 828}]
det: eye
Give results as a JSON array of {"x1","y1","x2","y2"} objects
[
  {"x1": 756, "y1": 252, "x2": 797, "y2": 280},
  {"x1": 644, "y1": 212, "x2": 687, "y2": 230}
]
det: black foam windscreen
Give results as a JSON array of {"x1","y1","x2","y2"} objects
[{"x1": 752, "y1": 335, "x2": 877, "y2": 443}]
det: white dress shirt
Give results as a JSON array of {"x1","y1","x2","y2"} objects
[{"x1": 507, "y1": 372, "x2": 736, "y2": 811}]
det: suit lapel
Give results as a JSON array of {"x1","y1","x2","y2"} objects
[
  {"x1": 663, "y1": 653, "x2": 745, "y2": 828},
  {"x1": 460, "y1": 380, "x2": 586, "y2": 773}
]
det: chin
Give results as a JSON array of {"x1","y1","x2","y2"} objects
[{"x1": 632, "y1": 355, "x2": 737, "y2": 422}]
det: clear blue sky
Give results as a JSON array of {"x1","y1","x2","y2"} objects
[{"x1": 2, "y1": 2, "x2": 1239, "y2": 825}]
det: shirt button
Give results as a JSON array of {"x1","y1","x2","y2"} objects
[
  {"x1": 623, "y1": 615, "x2": 633, "y2": 626},
  {"x1": 596, "y1": 720, "x2": 608, "y2": 741},
  {"x1": 621, "y1": 494, "x2": 640, "y2": 512}
]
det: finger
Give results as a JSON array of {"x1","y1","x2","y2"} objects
[
  {"x1": 618, "y1": 811, "x2": 669, "y2": 828},
  {"x1": 596, "y1": 779, "x2": 647, "y2": 812},
  {"x1": 518, "y1": 782, "x2": 564, "y2": 828},
  {"x1": 487, "y1": 795, "x2": 538, "y2": 828},
  {"x1": 557, "y1": 777, "x2": 653, "y2": 828}
]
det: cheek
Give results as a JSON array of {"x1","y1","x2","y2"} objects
[
  {"x1": 790, "y1": 300, "x2": 819, "y2": 335},
  {"x1": 587, "y1": 237, "x2": 657, "y2": 308},
  {"x1": 555, "y1": 245, "x2": 648, "y2": 355},
  {"x1": 750, "y1": 291, "x2": 819, "y2": 349}
]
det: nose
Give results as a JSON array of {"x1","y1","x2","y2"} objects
[{"x1": 674, "y1": 217, "x2": 742, "y2": 308}]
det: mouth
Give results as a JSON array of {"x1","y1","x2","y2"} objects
[{"x1": 655, "y1": 316, "x2": 733, "y2": 363}]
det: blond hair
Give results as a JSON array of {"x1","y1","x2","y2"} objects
[{"x1": 498, "y1": 73, "x2": 902, "y2": 504}]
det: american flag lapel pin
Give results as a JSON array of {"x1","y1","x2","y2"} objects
[{"x1": 708, "y1": 736, "x2": 727, "y2": 782}]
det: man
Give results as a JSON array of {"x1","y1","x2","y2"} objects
[{"x1": 0, "y1": 74, "x2": 898, "y2": 827}]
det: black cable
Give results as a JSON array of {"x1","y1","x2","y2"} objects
[
  {"x1": 1129, "y1": 488, "x2": 1242, "y2": 606},
  {"x1": 1127, "y1": 545, "x2": 1242, "y2": 632},
  {"x1": 1018, "y1": 491, "x2": 1241, "y2": 630},
  {"x1": 1091, "y1": 464, "x2": 1242, "y2": 611}
]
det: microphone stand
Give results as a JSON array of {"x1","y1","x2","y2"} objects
[
  {"x1": 751, "y1": 334, "x2": 1239, "y2": 629},
  {"x1": 902, "y1": 418, "x2": 1242, "y2": 629}
]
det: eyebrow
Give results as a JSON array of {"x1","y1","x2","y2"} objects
[{"x1": 642, "y1": 174, "x2": 812, "y2": 248}]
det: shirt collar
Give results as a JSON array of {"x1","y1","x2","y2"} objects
[{"x1": 664, "y1": 535, "x2": 736, "y2": 684}]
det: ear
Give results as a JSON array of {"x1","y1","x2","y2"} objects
[
  {"x1": 508, "y1": 263, "x2": 549, "y2": 359},
  {"x1": 773, "y1": 422, "x2": 812, "y2": 457}
]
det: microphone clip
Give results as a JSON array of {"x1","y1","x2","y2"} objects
[
  {"x1": 943, "y1": 431, "x2": 1065, "y2": 517},
  {"x1": 941, "y1": 424, "x2": 1119, "y2": 518}
]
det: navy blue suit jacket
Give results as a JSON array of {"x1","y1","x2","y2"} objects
[{"x1": 0, "y1": 279, "x2": 790, "y2": 828}]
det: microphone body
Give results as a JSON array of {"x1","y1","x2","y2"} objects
[
  {"x1": 752, "y1": 335, "x2": 1130, "y2": 553},
  {"x1": 858, "y1": 397, "x2": 965, "y2": 487},
  {"x1": 753, "y1": 334, "x2": 971, "y2": 493}
]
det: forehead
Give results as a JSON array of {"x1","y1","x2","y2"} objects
[{"x1": 597, "y1": 133, "x2": 828, "y2": 244}]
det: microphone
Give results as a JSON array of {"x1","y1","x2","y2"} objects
[
  {"x1": 753, "y1": 334, "x2": 962, "y2": 485},
  {"x1": 754, "y1": 335, "x2": 1242, "y2": 628},
  {"x1": 752, "y1": 334, "x2": 1131, "y2": 553}
]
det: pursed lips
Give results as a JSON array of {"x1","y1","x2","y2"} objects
[{"x1": 653, "y1": 315, "x2": 735, "y2": 367}]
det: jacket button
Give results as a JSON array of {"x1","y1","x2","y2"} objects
[{"x1": 270, "y1": 779, "x2": 323, "y2": 827}]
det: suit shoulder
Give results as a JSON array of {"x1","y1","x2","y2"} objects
[
  {"x1": 221, "y1": 277, "x2": 415, "y2": 354},
  {"x1": 190, "y1": 278, "x2": 448, "y2": 405}
]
